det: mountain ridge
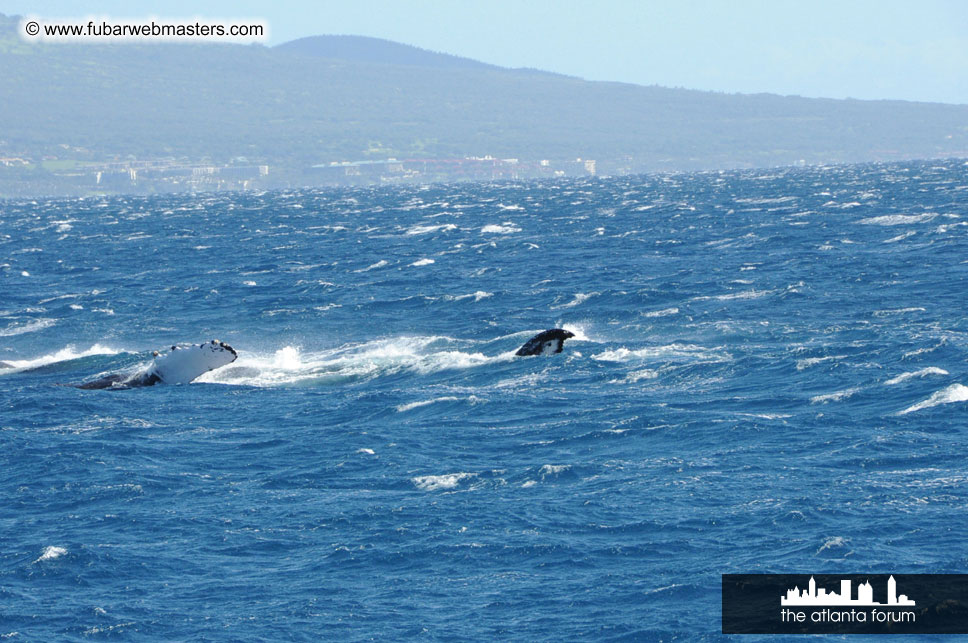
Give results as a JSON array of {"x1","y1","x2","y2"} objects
[
  {"x1": 273, "y1": 34, "x2": 566, "y2": 78},
  {"x1": 275, "y1": 34, "x2": 501, "y2": 70}
]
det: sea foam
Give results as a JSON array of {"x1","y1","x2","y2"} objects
[
  {"x1": 899, "y1": 384, "x2": 968, "y2": 415},
  {"x1": 412, "y1": 472, "x2": 475, "y2": 491}
]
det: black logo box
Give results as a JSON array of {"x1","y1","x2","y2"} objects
[{"x1": 723, "y1": 574, "x2": 968, "y2": 634}]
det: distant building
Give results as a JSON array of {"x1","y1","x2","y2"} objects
[
  {"x1": 858, "y1": 581, "x2": 873, "y2": 604},
  {"x1": 308, "y1": 156, "x2": 596, "y2": 185}
]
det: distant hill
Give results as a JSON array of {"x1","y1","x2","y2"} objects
[
  {"x1": 2, "y1": 11, "x2": 968, "y2": 196},
  {"x1": 275, "y1": 35, "x2": 505, "y2": 72}
]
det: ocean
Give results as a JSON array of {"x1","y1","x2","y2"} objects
[{"x1": 2, "y1": 159, "x2": 967, "y2": 640}]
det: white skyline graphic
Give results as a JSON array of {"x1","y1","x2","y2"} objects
[{"x1": 781, "y1": 576, "x2": 915, "y2": 607}]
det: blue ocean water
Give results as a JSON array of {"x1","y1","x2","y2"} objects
[{"x1": 2, "y1": 160, "x2": 968, "y2": 640}]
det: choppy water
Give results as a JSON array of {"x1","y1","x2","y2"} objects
[{"x1": 2, "y1": 160, "x2": 968, "y2": 640}]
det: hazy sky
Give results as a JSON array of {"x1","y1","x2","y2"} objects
[{"x1": 8, "y1": 0, "x2": 968, "y2": 104}]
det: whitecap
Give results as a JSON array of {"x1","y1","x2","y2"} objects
[
  {"x1": 34, "y1": 546, "x2": 67, "y2": 563},
  {"x1": 396, "y1": 396, "x2": 460, "y2": 412},
  {"x1": 883, "y1": 231, "x2": 917, "y2": 243},
  {"x1": 412, "y1": 472, "x2": 475, "y2": 491},
  {"x1": 445, "y1": 291, "x2": 493, "y2": 302},
  {"x1": 642, "y1": 307, "x2": 679, "y2": 318},
  {"x1": 592, "y1": 343, "x2": 728, "y2": 363},
  {"x1": 796, "y1": 355, "x2": 846, "y2": 371},
  {"x1": 540, "y1": 464, "x2": 570, "y2": 476},
  {"x1": 481, "y1": 223, "x2": 521, "y2": 234},
  {"x1": 873, "y1": 307, "x2": 925, "y2": 316},
  {"x1": 816, "y1": 536, "x2": 847, "y2": 554},
  {"x1": 1, "y1": 344, "x2": 120, "y2": 371},
  {"x1": 735, "y1": 412, "x2": 792, "y2": 420},
  {"x1": 622, "y1": 369, "x2": 660, "y2": 383},
  {"x1": 559, "y1": 323, "x2": 595, "y2": 343},
  {"x1": 406, "y1": 223, "x2": 457, "y2": 235},
  {"x1": 37, "y1": 295, "x2": 82, "y2": 309},
  {"x1": 858, "y1": 213, "x2": 937, "y2": 226},
  {"x1": 0, "y1": 318, "x2": 56, "y2": 337},
  {"x1": 554, "y1": 292, "x2": 597, "y2": 309},
  {"x1": 810, "y1": 387, "x2": 861, "y2": 404},
  {"x1": 198, "y1": 338, "x2": 507, "y2": 387},
  {"x1": 903, "y1": 345, "x2": 941, "y2": 359},
  {"x1": 899, "y1": 384, "x2": 968, "y2": 415},
  {"x1": 355, "y1": 259, "x2": 389, "y2": 272},
  {"x1": 734, "y1": 196, "x2": 798, "y2": 205},
  {"x1": 410, "y1": 258, "x2": 435, "y2": 266},
  {"x1": 83, "y1": 623, "x2": 135, "y2": 635},
  {"x1": 885, "y1": 367, "x2": 948, "y2": 386},
  {"x1": 935, "y1": 221, "x2": 968, "y2": 234},
  {"x1": 692, "y1": 289, "x2": 772, "y2": 301}
]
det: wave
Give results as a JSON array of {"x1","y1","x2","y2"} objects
[
  {"x1": 553, "y1": 292, "x2": 597, "y2": 309},
  {"x1": 0, "y1": 343, "x2": 121, "y2": 371},
  {"x1": 734, "y1": 196, "x2": 798, "y2": 205},
  {"x1": 443, "y1": 291, "x2": 493, "y2": 302},
  {"x1": 34, "y1": 546, "x2": 67, "y2": 563},
  {"x1": 406, "y1": 223, "x2": 457, "y2": 235},
  {"x1": 898, "y1": 384, "x2": 968, "y2": 415},
  {"x1": 539, "y1": 464, "x2": 570, "y2": 476},
  {"x1": 591, "y1": 343, "x2": 728, "y2": 364},
  {"x1": 810, "y1": 387, "x2": 861, "y2": 404},
  {"x1": 396, "y1": 395, "x2": 480, "y2": 413},
  {"x1": 642, "y1": 307, "x2": 679, "y2": 318},
  {"x1": 883, "y1": 231, "x2": 917, "y2": 243},
  {"x1": 935, "y1": 221, "x2": 968, "y2": 234},
  {"x1": 796, "y1": 355, "x2": 846, "y2": 371},
  {"x1": 858, "y1": 213, "x2": 937, "y2": 226},
  {"x1": 873, "y1": 307, "x2": 926, "y2": 316},
  {"x1": 481, "y1": 223, "x2": 521, "y2": 234},
  {"x1": 0, "y1": 318, "x2": 57, "y2": 337},
  {"x1": 412, "y1": 472, "x2": 475, "y2": 491},
  {"x1": 197, "y1": 337, "x2": 512, "y2": 387},
  {"x1": 691, "y1": 289, "x2": 773, "y2": 302},
  {"x1": 885, "y1": 367, "x2": 948, "y2": 386},
  {"x1": 355, "y1": 259, "x2": 388, "y2": 272},
  {"x1": 613, "y1": 368, "x2": 660, "y2": 384}
]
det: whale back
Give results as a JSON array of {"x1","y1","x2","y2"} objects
[
  {"x1": 515, "y1": 329, "x2": 576, "y2": 356},
  {"x1": 149, "y1": 340, "x2": 238, "y2": 384}
]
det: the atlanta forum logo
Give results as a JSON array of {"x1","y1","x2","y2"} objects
[
  {"x1": 780, "y1": 575, "x2": 915, "y2": 624},
  {"x1": 723, "y1": 573, "x2": 968, "y2": 634}
]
